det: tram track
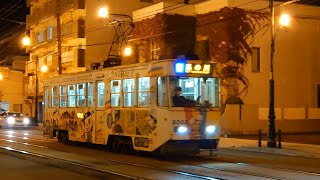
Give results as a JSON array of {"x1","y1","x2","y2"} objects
[
  {"x1": 0, "y1": 130, "x2": 222, "y2": 180},
  {"x1": 1, "y1": 129, "x2": 319, "y2": 180}
]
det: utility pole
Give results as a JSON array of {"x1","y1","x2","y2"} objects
[
  {"x1": 57, "y1": 0, "x2": 62, "y2": 74},
  {"x1": 35, "y1": 55, "x2": 39, "y2": 126}
]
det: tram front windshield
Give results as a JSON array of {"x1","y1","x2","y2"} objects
[{"x1": 169, "y1": 76, "x2": 219, "y2": 108}]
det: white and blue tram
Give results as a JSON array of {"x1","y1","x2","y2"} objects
[{"x1": 43, "y1": 59, "x2": 221, "y2": 154}]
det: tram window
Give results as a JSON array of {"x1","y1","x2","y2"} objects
[
  {"x1": 87, "y1": 82, "x2": 93, "y2": 107},
  {"x1": 68, "y1": 84, "x2": 76, "y2": 107},
  {"x1": 157, "y1": 77, "x2": 168, "y2": 107},
  {"x1": 138, "y1": 77, "x2": 150, "y2": 107},
  {"x1": 60, "y1": 85, "x2": 67, "y2": 107},
  {"x1": 97, "y1": 82, "x2": 105, "y2": 108},
  {"x1": 44, "y1": 87, "x2": 49, "y2": 109},
  {"x1": 111, "y1": 80, "x2": 121, "y2": 107},
  {"x1": 77, "y1": 83, "x2": 86, "y2": 107},
  {"x1": 123, "y1": 79, "x2": 135, "y2": 107},
  {"x1": 169, "y1": 76, "x2": 219, "y2": 108},
  {"x1": 52, "y1": 86, "x2": 59, "y2": 107}
]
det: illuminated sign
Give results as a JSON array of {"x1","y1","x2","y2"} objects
[{"x1": 175, "y1": 63, "x2": 212, "y2": 74}]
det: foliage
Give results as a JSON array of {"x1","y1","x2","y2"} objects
[
  {"x1": 132, "y1": 14, "x2": 196, "y2": 60},
  {"x1": 197, "y1": 7, "x2": 269, "y2": 99}
]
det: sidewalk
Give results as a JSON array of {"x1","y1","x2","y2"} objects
[{"x1": 218, "y1": 137, "x2": 320, "y2": 159}]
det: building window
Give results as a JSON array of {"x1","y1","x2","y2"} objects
[
  {"x1": 138, "y1": 77, "x2": 150, "y2": 107},
  {"x1": 111, "y1": 80, "x2": 121, "y2": 107},
  {"x1": 77, "y1": 83, "x2": 86, "y2": 107},
  {"x1": 68, "y1": 84, "x2": 76, "y2": 107},
  {"x1": 38, "y1": 31, "x2": 45, "y2": 43},
  {"x1": 150, "y1": 39, "x2": 160, "y2": 60},
  {"x1": 252, "y1": 47, "x2": 260, "y2": 72},
  {"x1": 123, "y1": 79, "x2": 135, "y2": 107},
  {"x1": 62, "y1": 51, "x2": 73, "y2": 63},
  {"x1": 157, "y1": 77, "x2": 168, "y2": 107},
  {"x1": 48, "y1": 26, "x2": 53, "y2": 40},
  {"x1": 97, "y1": 82, "x2": 105, "y2": 108},
  {"x1": 87, "y1": 82, "x2": 93, "y2": 107},
  {"x1": 60, "y1": 85, "x2": 67, "y2": 107},
  {"x1": 52, "y1": 86, "x2": 59, "y2": 107}
]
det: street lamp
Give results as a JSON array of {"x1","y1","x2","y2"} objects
[
  {"x1": 22, "y1": 36, "x2": 40, "y2": 126},
  {"x1": 268, "y1": 0, "x2": 290, "y2": 148}
]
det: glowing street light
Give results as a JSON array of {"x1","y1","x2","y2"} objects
[
  {"x1": 98, "y1": 7, "x2": 109, "y2": 18},
  {"x1": 279, "y1": 13, "x2": 290, "y2": 27},
  {"x1": 124, "y1": 47, "x2": 132, "y2": 56},
  {"x1": 0, "y1": 73, "x2": 3, "y2": 80},
  {"x1": 41, "y1": 65, "x2": 48, "y2": 73},
  {"x1": 22, "y1": 36, "x2": 31, "y2": 46}
]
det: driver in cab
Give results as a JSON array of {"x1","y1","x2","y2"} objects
[{"x1": 172, "y1": 87, "x2": 196, "y2": 107}]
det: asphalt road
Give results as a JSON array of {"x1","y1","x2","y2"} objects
[{"x1": 0, "y1": 153, "x2": 96, "y2": 180}]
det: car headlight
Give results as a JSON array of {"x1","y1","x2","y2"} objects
[
  {"x1": 7, "y1": 117, "x2": 15, "y2": 124},
  {"x1": 177, "y1": 126, "x2": 188, "y2": 134},
  {"x1": 206, "y1": 125, "x2": 216, "y2": 134},
  {"x1": 23, "y1": 118, "x2": 30, "y2": 125}
]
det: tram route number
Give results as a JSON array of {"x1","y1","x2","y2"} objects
[
  {"x1": 112, "y1": 71, "x2": 130, "y2": 78},
  {"x1": 173, "y1": 120, "x2": 187, "y2": 125}
]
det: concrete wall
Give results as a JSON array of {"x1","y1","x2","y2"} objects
[
  {"x1": 0, "y1": 68, "x2": 28, "y2": 114},
  {"x1": 221, "y1": 105, "x2": 320, "y2": 135}
]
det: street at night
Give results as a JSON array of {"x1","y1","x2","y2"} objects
[
  {"x1": 0, "y1": 0, "x2": 320, "y2": 179},
  {"x1": 1, "y1": 127, "x2": 320, "y2": 179}
]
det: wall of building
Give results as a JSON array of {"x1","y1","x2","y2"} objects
[{"x1": 0, "y1": 68, "x2": 27, "y2": 114}]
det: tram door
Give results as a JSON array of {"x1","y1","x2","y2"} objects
[{"x1": 95, "y1": 81, "x2": 106, "y2": 144}]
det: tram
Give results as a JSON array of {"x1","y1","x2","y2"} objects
[{"x1": 43, "y1": 59, "x2": 221, "y2": 154}]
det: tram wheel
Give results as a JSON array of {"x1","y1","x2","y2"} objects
[{"x1": 111, "y1": 138, "x2": 120, "y2": 152}]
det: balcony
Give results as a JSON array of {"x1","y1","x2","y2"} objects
[{"x1": 27, "y1": 0, "x2": 85, "y2": 28}]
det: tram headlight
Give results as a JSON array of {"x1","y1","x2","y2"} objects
[
  {"x1": 23, "y1": 118, "x2": 30, "y2": 125},
  {"x1": 206, "y1": 125, "x2": 216, "y2": 134},
  {"x1": 7, "y1": 117, "x2": 15, "y2": 125},
  {"x1": 177, "y1": 126, "x2": 188, "y2": 134}
]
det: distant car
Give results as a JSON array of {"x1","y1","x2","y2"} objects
[{"x1": 0, "y1": 112, "x2": 31, "y2": 128}]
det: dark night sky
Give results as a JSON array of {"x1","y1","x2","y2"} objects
[
  {"x1": 0, "y1": 0, "x2": 28, "y2": 63},
  {"x1": 0, "y1": 0, "x2": 318, "y2": 63}
]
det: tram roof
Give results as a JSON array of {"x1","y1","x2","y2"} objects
[{"x1": 43, "y1": 59, "x2": 216, "y2": 86}]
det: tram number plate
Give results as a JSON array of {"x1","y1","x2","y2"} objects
[{"x1": 135, "y1": 137, "x2": 149, "y2": 148}]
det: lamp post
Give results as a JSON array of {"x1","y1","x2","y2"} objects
[
  {"x1": 268, "y1": 0, "x2": 290, "y2": 148},
  {"x1": 22, "y1": 36, "x2": 48, "y2": 126},
  {"x1": 98, "y1": 7, "x2": 133, "y2": 61}
]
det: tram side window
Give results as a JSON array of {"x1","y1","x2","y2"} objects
[
  {"x1": 138, "y1": 77, "x2": 150, "y2": 107},
  {"x1": 87, "y1": 82, "x2": 93, "y2": 107},
  {"x1": 77, "y1": 83, "x2": 86, "y2": 107},
  {"x1": 68, "y1": 84, "x2": 76, "y2": 107},
  {"x1": 123, "y1": 79, "x2": 135, "y2": 107},
  {"x1": 157, "y1": 77, "x2": 168, "y2": 107},
  {"x1": 111, "y1": 80, "x2": 121, "y2": 107},
  {"x1": 60, "y1": 85, "x2": 67, "y2": 107},
  {"x1": 44, "y1": 87, "x2": 49, "y2": 109},
  {"x1": 52, "y1": 86, "x2": 59, "y2": 107},
  {"x1": 97, "y1": 82, "x2": 105, "y2": 108}
]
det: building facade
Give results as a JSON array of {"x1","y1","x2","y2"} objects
[
  {"x1": 129, "y1": 0, "x2": 320, "y2": 134},
  {"x1": 0, "y1": 67, "x2": 26, "y2": 114},
  {"x1": 25, "y1": 0, "x2": 160, "y2": 120},
  {"x1": 25, "y1": 0, "x2": 320, "y2": 132}
]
